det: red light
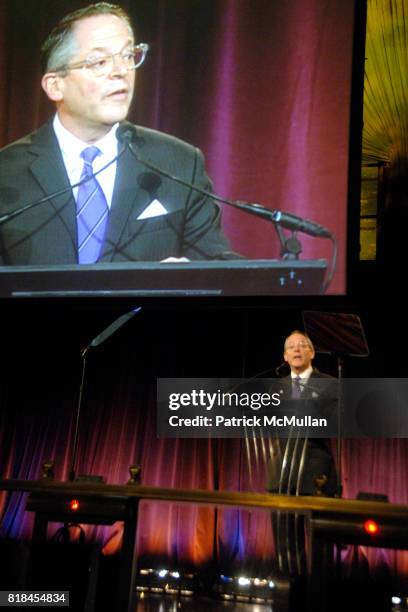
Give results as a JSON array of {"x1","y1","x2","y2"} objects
[
  {"x1": 363, "y1": 519, "x2": 380, "y2": 535},
  {"x1": 70, "y1": 499, "x2": 80, "y2": 511}
]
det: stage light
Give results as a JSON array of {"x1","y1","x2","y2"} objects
[
  {"x1": 363, "y1": 519, "x2": 380, "y2": 535},
  {"x1": 214, "y1": 573, "x2": 276, "y2": 603},
  {"x1": 220, "y1": 574, "x2": 233, "y2": 583},
  {"x1": 136, "y1": 568, "x2": 198, "y2": 596},
  {"x1": 69, "y1": 499, "x2": 80, "y2": 511},
  {"x1": 157, "y1": 569, "x2": 168, "y2": 578},
  {"x1": 170, "y1": 571, "x2": 180, "y2": 579},
  {"x1": 391, "y1": 596, "x2": 407, "y2": 611}
]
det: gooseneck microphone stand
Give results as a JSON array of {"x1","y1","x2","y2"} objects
[
  {"x1": 68, "y1": 346, "x2": 90, "y2": 482},
  {"x1": 116, "y1": 123, "x2": 338, "y2": 290},
  {"x1": 68, "y1": 307, "x2": 142, "y2": 482}
]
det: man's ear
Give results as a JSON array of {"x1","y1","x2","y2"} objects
[{"x1": 41, "y1": 73, "x2": 64, "y2": 102}]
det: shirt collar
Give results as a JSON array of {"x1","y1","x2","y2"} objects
[
  {"x1": 291, "y1": 365, "x2": 313, "y2": 380},
  {"x1": 53, "y1": 114, "x2": 119, "y2": 159}
]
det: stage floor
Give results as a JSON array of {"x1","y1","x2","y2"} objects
[{"x1": 135, "y1": 593, "x2": 272, "y2": 611}]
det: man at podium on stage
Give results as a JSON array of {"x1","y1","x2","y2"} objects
[
  {"x1": 267, "y1": 330, "x2": 337, "y2": 496},
  {"x1": 0, "y1": 3, "x2": 236, "y2": 266},
  {"x1": 267, "y1": 330, "x2": 338, "y2": 576}
]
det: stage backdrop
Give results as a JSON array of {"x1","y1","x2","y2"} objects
[{"x1": 0, "y1": 0, "x2": 359, "y2": 293}]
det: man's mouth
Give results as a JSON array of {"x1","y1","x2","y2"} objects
[{"x1": 106, "y1": 88, "x2": 128, "y2": 99}]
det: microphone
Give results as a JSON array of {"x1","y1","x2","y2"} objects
[
  {"x1": 117, "y1": 124, "x2": 333, "y2": 239},
  {"x1": 137, "y1": 171, "x2": 162, "y2": 198},
  {"x1": 275, "y1": 362, "x2": 289, "y2": 377},
  {"x1": 0, "y1": 145, "x2": 127, "y2": 227}
]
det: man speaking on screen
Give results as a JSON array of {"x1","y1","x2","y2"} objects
[{"x1": 0, "y1": 3, "x2": 236, "y2": 265}]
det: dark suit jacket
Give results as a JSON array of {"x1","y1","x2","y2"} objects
[
  {"x1": 278, "y1": 368, "x2": 337, "y2": 415},
  {"x1": 0, "y1": 120, "x2": 233, "y2": 265}
]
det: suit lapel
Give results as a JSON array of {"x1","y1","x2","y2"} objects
[
  {"x1": 28, "y1": 123, "x2": 78, "y2": 255},
  {"x1": 100, "y1": 145, "x2": 151, "y2": 261},
  {"x1": 279, "y1": 376, "x2": 292, "y2": 399}
]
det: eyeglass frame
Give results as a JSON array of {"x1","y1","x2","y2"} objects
[
  {"x1": 284, "y1": 342, "x2": 313, "y2": 351},
  {"x1": 54, "y1": 42, "x2": 149, "y2": 76}
]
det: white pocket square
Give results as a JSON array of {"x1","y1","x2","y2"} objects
[{"x1": 137, "y1": 199, "x2": 168, "y2": 220}]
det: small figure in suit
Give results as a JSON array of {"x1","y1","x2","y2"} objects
[{"x1": 267, "y1": 330, "x2": 338, "y2": 576}]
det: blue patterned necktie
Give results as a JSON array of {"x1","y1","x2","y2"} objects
[
  {"x1": 291, "y1": 375, "x2": 302, "y2": 399},
  {"x1": 76, "y1": 146, "x2": 109, "y2": 264}
]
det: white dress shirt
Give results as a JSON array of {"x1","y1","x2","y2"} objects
[
  {"x1": 291, "y1": 365, "x2": 313, "y2": 385},
  {"x1": 53, "y1": 114, "x2": 118, "y2": 209}
]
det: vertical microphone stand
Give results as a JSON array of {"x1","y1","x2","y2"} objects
[
  {"x1": 68, "y1": 347, "x2": 90, "y2": 482},
  {"x1": 67, "y1": 307, "x2": 142, "y2": 482},
  {"x1": 274, "y1": 224, "x2": 303, "y2": 260},
  {"x1": 302, "y1": 311, "x2": 370, "y2": 586},
  {"x1": 335, "y1": 355, "x2": 344, "y2": 498}
]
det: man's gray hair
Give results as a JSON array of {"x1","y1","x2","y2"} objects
[{"x1": 41, "y1": 2, "x2": 134, "y2": 73}]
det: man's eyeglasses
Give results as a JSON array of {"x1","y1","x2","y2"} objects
[
  {"x1": 56, "y1": 43, "x2": 149, "y2": 77},
  {"x1": 285, "y1": 342, "x2": 312, "y2": 351}
]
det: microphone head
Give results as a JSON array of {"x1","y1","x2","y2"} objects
[
  {"x1": 137, "y1": 172, "x2": 162, "y2": 196},
  {"x1": 117, "y1": 123, "x2": 138, "y2": 144},
  {"x1": 275, "y1": 362, "x2": 289, "y2": 377}
]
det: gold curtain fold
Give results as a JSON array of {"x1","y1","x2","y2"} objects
[{"x1": 363, "y1": 0, "x2": 408, "y2": 164}]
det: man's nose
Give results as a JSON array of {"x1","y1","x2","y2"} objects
[{"x1": 110, "y1": 55, "x2": 129, "y2": 76}]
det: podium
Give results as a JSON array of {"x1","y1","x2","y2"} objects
[{"x1": 0, "y1": 259, "x2": 327, "y2": 297}]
